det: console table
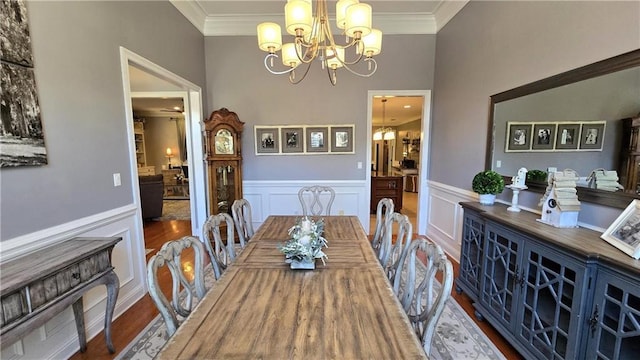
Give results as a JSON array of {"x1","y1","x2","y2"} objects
[
  {"x1": 0, "y1": 237, "x2": 121, "y2": 353},
  {"x1": 458, "y1": 202, "x2": 640, "y2": 359}
]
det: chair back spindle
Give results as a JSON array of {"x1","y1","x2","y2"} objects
[
  {"x1": 147, "y1": 236, "x2": 208, "y2": 337},
  {"x1": 202, "y1": 213, "x2": 236, "y2": 278},
  {"x1": 395, "y1": 236, "x2": 453, "y2": 355},
  {"x1": 232, "y1": 199, "x2": 255, "y2": 246},
  {"x1": 372, "y1": 198, "x2": 394, "y2": 257},
  {"x1": 298, "y1": 185, "x2": 335, "y2": 216}
]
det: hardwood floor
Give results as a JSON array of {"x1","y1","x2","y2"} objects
[
  {"x1": 69, "y1": 219, "x2": 193, "y2": 360},
  {"x1": 71, "y1": 214, "x2": 522, "y2": 360}
]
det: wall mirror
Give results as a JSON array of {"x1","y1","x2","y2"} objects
[{"x1": 486, "y1": 49, "x2": 640, "y2": 209}]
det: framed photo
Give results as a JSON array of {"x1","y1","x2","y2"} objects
[
  {"x1": 555, "y1": 123, "x2": 581, "y2": 150},
  {"x1": 579, "y1": 121, "x2": 605, "y2": 150},
  {"x1": 280, "y1": 127, "x2": 304, "y2": 154},
  {"x1": 531, "y1": 123, "x2": 557, "y2": 150},
  {"x1": 255, "y1": 126, "x2": 280, "y2": 154},
  {"x1": 505, "y1": 123, "x2": 532, "y2": 152},
  {"x1": 305, "y1": 127, "x2": 328, "y2": 153},
  {"x1": 601, "y1": 200, "x2": 640, "y2": 259},
  {"x1": 330, "y1": 126, "x2": 354, "y2": 153}
]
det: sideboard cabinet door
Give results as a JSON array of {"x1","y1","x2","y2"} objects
[
  {"x1": 516, "y1": 242, "x2": 587, "y2": 359},
  {"x1": 457, "y1": 210, "x2": 485, "y2": 300},
  {"x1": 586, "y1": 267, "x2": 640, "y2": 359},
  {"x1": 480, "y1": 223, "x2": 524, "y2": 331}
]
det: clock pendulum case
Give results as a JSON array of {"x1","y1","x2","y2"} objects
[{"x1": 203, "y1": 108, "x2": 244, "y2": 215}]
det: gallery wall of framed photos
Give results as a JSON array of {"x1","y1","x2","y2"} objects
[
  {"x1": 506, "y1": 121, "x2": 606, "y2": 152},
  {"x1": 254, "y1": 125, "x2": 355, "y2": 155}
]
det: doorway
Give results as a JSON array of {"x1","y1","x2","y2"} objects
[
  {"x1": 367, "y1": 90, "x2": 431, "y2": 235},
  {"x1": 120, "y1": 47, "x2": 207, "y2": 282}
]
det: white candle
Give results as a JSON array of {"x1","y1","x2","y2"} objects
[{"x1": 301, "y1": 219, "x2": 312, "y2": 232}]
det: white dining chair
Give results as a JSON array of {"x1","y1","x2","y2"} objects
[
  {"x1": 202, "y1": 213, "x2": 238, "y2": 278},
  {"x1": 371, "y1": 198, "x2": 394, "y2": 257},
  {"x1": 146, "y1": 236, "x2": 208, "y2": 337},
  {"x1": 232, "y1": 199, "x2": 255, "y2": 246},
  {"x1": 378, "y1": 212, "x2": 413, "y2": 285},
  {"x1": 395, "y1": 236, "x2": 453, "y2": 355},
  {"x1": 298, "y1": 185, "x2": 335, "y2": 216}
]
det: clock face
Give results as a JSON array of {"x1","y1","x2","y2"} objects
[{"x1": 215, "y1": 129, "x2": 234, "y2": 155}]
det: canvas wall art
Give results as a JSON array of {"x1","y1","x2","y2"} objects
[{"x1": 1, "y1": 0, "x2": 47, "y2": 167}]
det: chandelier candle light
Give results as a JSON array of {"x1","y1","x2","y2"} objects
[
  {"x1": 373, "y1": 98, "x2": 395, "y2": 141},
  {"x1": 257, "y1": 0, "x2": 382, "y2": 85}
]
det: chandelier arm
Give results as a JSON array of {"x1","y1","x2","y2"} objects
[
  {"x1": 289, "y1": 60, "x2": 314, "y2": 85},
  {"x1": 340, "y1": 58, "x2": 378, "y2": 78},
  {"x1": 295, "y1": 41, "x2": 318, "y2": 65},
  {"x1": 263, "y1": 54, "x2": 296, "y2": 75}
]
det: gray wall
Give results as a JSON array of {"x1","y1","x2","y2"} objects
[
  {"x1": 431, "y1": 1, "x2": 640, "y2": 191},
  {"x1": 1, "y1": 1, "x2": 206, "y2": 240},
  {"x1": 204, "y1": 35, "x2": 436, "y2": 181}
]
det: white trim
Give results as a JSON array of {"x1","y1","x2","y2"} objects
[
  {"x1": 119, "y1": 47, "x2": 208, "y2": 239},
  {"x1": 433, "y1": 0, "x2": 470, "y2": 32},
  {"x1": 0, "y1": 204, "x2": 136, "y2": 260},
  {"x1": 170, "y1": 2, "x2": 468, "y2": 36}
]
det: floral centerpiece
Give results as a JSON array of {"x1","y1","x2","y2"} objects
[{"x1": 278, "y1": 217, "x2": 328, "y2": 269}]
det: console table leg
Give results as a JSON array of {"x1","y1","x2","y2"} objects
[
  {"x1": 104, "y1": 271, "x2": 120, "y2": 354},
  {"x1": 72, "y1": 299, "x2": 87, "y2": 353}
]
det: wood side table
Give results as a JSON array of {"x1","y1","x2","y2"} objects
[{"x1": 0, "y1": 237, "x2": 122, "y2": 353}]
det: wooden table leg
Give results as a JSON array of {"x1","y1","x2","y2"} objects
[
  {"x1": 72, "y1": 299, "x2": 87, "y2": 352},
  {"x1": 104, "y1": 271, "x2": 120, "y2": 354}
]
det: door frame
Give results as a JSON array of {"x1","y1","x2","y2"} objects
[
  {"x1": 119, "y1": 47, "x2": 207, "y2": 286},
  {"x1": 366, "y1": 90, "x2": 432, "y2": 234}
]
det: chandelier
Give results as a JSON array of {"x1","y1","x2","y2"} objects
[
  {"x1": 373, "y1": 98, "x2": 395, "y2": 141},
  {"x1": 257, "y1": 0, "x2": 382, "y2": 85}
]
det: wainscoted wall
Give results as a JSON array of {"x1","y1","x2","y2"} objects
[
  {"x1": 242, "y1": 180, "x2": 371, "y2": 231},
  {"x1": 425, "y1": 181, "x2": 476, "y2": 260},
  {"x1": 1, "y1": 206, "x2": 147, "y2": 360},
  {"x1": 243, "y1": 179, "x2": 476, "y2": 262}
]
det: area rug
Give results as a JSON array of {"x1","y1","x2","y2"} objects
[
  {"x1": 156, "y1": 200, "x2": 190, "y2": 221},
  {"x1": 116, "y1": 264, "x2": 506, "y2": 360}
]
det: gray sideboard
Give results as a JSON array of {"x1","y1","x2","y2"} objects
[
  {"x1": 0, "y1": 237, "x2": 121, "y2": 353},
  {"x1": 458, "y1": 202, "x2": 640, "y2": 360}
]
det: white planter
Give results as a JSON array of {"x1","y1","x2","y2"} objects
[
  {"x1": 290, "y1": 259, "x2": 316, "y2": 270},
  {"x1": 478, "y1": 194, "x2": 496, "y2": 205}
]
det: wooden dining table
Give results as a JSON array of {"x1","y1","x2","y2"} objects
[{"x1": 157, "y1": 215, "x2": 427, "y2": 359}]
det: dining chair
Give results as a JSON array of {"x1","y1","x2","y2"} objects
[
  {"x1": 298, "y1": 185, "x2": 335, "y2": 216},
  {"x1": 202, "y1": 213, "x2": 238, "y2": 278},
  {"x1": 371, "y1": 198, "x2": 394, "y2": 257},
  {"x1": 395, "y1": 236, "x2": 453, "y2": 355},
  {"x1": 378, "y1": 212, "x2": 413, "y2": 284},
  {"x1": 232, "y1": 199, "x2": 255, "y2": 246},
  {"x1": 146, "y1": 236, "x2": 208, "y2": 337}
]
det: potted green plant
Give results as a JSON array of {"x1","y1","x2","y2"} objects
[{"x1": 472, "y1": 170, "x2": 505, "y2": 205}]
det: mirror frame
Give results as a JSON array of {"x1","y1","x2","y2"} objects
[{"x1": 486, "y1": 48, "x2": 640, "y2": 209}]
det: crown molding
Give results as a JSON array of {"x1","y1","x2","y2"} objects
[
  {"x1": 171, "y1": 1, "x2": 469, "y2": 36},
  {"x1": 170, "y1": 0, "x2": 207, "y2": 34},
  {"x1": 434, "y1": 0, "x2": 469, "y2": 32}
]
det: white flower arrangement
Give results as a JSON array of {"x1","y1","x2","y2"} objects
[{"x1": 278, "y1": 217, "x2": 328, "y2": 265}]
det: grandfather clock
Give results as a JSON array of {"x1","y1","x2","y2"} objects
[{"x1": 204, "y1": 108, "x2": 244, "y2": 215}]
